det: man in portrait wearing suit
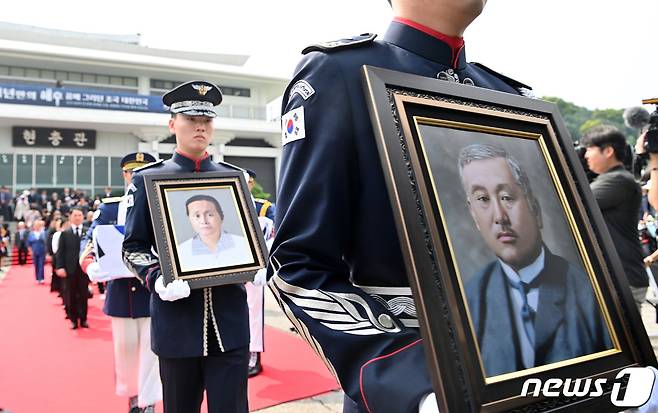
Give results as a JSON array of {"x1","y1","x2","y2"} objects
[
  {"x1": 458, "y1": 143, "x2": 612, "y2": 377},
  {"x1": 56, "y1": 207, "x2": 90, "y2": 329}
]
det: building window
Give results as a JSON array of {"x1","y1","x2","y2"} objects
[
  {"x1": 0, "y1": 154, "x2": 13, "y2": 190},
  {"x1": 16, "y1": 154, "x2": 33, "y2": 188},
  {"x1": 150, "y1": 79, "x2": 251, "y2": 98},
  {"x1": 35, "y1": 155, "x2": 54, "y2": 186},
  {"x1": 0, "y1": 64, "x2": 138, "y2": 91}
]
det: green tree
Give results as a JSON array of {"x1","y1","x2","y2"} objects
[
  {"x1": 540, "y1": 97, "x2": 639, "y2": 143},
  {"x1": 250, "y1": 181, "x2": 271, "y2": 200}
]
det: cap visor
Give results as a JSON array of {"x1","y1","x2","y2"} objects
[{"x1": 175, "y1": 109, "x2": 217, "y2": 118}]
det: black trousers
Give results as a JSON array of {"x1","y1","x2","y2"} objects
[
  {"x1": 65, "y1": 271, "x2": 88, "y2": 323},
  {"x1": 159, "y1": 346, "x2": 249, "y2": 413},
  {"x1": 17, "y1": 245, "x2": 28, "y2": 265}
]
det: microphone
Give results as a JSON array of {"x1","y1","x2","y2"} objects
[{"x1": 624, "y1": 106, "x2": 651, "y2": 129}]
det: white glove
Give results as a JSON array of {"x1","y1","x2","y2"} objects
[
  {"x1": 86, "y1": 262, "x2": 112, "y2": 283},
  {"x1": 419, "y1": 393, "x2": 439, "y2": 413},
  {"x1": 155, "y1": 276, "x2": 191, "y2": 302},
  {"x1": 258, "y1": 216, "x2": 275, "y2": 241},
  {"x1": 253, "y1": 268, "x2": 267, "y2": 286}
]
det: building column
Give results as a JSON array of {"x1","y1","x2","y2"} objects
[
  {"x1": 211, "y1": 133, "x2": 236, "y2": 161},
  {"x1": 132, "y1": 128, "x2": 168, "y2": 159},
  {"x1": 138, "y1": 76, "x2": 150, "y2": 95}
]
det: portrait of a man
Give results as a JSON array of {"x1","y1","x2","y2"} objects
[
  {"x1": 177, "y1": 194, "x2": 253, "y2": 272},
  {"x1": 458, "y1": 143, "x2": 612, "y2": 377}
]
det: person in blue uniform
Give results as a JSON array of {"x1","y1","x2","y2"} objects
[
  {"x1": 244, "y1": 168, "x2": 274, "y2": 377},
  {"x1": 246, "y1": 169, "x2": 275, "y2": 221},
  {"x1": 266, "y1": 1, "x2": 536, "y2": 412},
  {"x1": 122, "y1": 81, "x2": 249, "y2": 413},
  {"x1": 80, "y1": 152, "x2": 161, "y2": 413}
]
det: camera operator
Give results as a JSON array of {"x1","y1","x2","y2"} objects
[
  {"x1": 583, "y1": 125, "x2": 648, "y2": 313},
  {"x1": 630, "y1": 100, "x2": 658, "y2": 210}
]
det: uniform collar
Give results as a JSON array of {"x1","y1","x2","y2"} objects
[
  {"x1": 173, "y1": 149, "x2": 212, "y2": 172},
  {"x1": 383, "y1": 18, "x2": 467, "y2": 70}
]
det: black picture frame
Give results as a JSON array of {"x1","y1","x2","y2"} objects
[
  {"x1": 362, "y1": 65, "x2": 656, "y2": 412},
  {"x1": 143, "y1": 171, "x2": 268, "y2": 289}
]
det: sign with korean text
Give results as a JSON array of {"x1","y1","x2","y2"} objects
[
  {"x1": 0, "y1": 82, "x2": 166, "y2": 113},
  {"x1": 12, "y1": 126, "x2": 96, "y2": 149}
]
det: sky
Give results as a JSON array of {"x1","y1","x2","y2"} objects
[{"x1": 1, "y1": 0, "x2": 657, "y2": 111}]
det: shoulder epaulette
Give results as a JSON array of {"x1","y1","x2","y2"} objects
[
  {"x1": 472, "y1": 62, "x2": 533, "y2": 96},
  {"x1": 133, "y1": 159, "x2": 164, "y2": 172},
  {"x1": 101, "y1": 196, "x2": 123, "y2": 204},
  {"x1": 218, "y1": 160, "x2": 246, "y2": 173},
  {"x1": 302, "y1": 33, "x2": 377, "y2": 55}
]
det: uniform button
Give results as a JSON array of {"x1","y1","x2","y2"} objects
[
  {"x1": 131, "y1": 287, "x2": 136, "y2": 292},
  {"x1": 378, "y1": 314, "x2": 394, "y2": 329}
]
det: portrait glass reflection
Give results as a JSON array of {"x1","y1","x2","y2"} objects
[
  {"x1": 416, "y1": 122, "x2": 614, "y2": 379},
  {"x1": 165, "y1": 186, "x2": 255, "y2": 275}
]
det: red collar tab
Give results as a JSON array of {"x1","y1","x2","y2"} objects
[
  {"x1": 393, "y1": 17, "x2": 465, "y2": 68},
  {"x1": 175, "y1": 148, "x2": 208, "y2": 172}
]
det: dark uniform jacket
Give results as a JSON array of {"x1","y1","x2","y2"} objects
[
  {"x1": 591, "y1": 165, "x2": 647, "y2": 288},
  {"x1": 122, "y1": 151, "x2": 249, "y2": 358},
  {"x1": 81, "y1": 198, "x2": 150, "y2": 318},
  {"x1": 267, "y1": 20, "x2": 528, "y2": 412},
  {"x1": 254, "y1": 198, "x2": 275, "y2": 221}
]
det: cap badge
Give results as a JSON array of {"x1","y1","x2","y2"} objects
[
  {"x1": 136, "y1": 153, "x2": 144, "y2": 162},
  {"x1": 192, "y1": 84, "x2": 213, "y2": 96}
]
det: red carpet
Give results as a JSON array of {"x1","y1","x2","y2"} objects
[{"x1": 0, "y1": 264, "x2": 338, "y2": 412}]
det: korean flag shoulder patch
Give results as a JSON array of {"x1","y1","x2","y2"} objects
[{"x1": 281, "y1": 106, "x2": 306, "y2": 147}]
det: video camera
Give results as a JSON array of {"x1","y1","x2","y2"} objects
[
  {"x1": 643, "y1": 98, "x2": 658, "y2": 153},
  {"x1": 625, "y1": 98, "x2": 658, "y2": 153}
]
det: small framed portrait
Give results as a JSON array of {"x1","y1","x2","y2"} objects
[
  {"x1": 143, "y1": 171, "x2": 268, "y2": 289},
  {"x1": 362, "y1": 66, "x2": 656, "y2": 412}
]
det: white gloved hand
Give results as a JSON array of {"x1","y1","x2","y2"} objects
[
  {"x1": 86, "y1": 262, "x2": 112, "y2": 283},
  {"x1": 253, "y1": 268, "x2": 267, "y2": 286},
  {"x1": 258, "y1": 216, "x2": 275, "y2": 241},
  {"x1": 419, "y1": 393, "x2": 439, "y2": 413},
  {"x1": 155, "y1": 276, "x2": 191, "y2": 302}
]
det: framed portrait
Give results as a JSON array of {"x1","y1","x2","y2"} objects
[
  {"x1": 362, "y1": 66, "x2": 656, "y2": 412},
  {"x1": 143, "y1": 171, "x2": 268, "y2": 289}
]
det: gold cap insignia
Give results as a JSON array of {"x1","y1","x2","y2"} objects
[
  {"x1": 192, "y1": 84, "x2": 213, "y2": 96},
  {"x1": 136, "y1": 153, "x2": 144, "y2": 162}
]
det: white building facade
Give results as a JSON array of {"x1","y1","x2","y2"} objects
[{"x1": 0, "y1": 22, "x2": 287, "y2": 199}]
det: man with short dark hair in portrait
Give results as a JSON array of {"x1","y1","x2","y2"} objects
[
  {"x1": 583, "y1": 125, "x2": 648, "y2": 313},
  {"x1": 459, "y1": 143, "x2": 611, "y2": 377},
  {"x1": 177, "y1": 194, "x2": 251, "y2": 271}
]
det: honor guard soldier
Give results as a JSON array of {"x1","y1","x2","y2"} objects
[
  {"x1": 122, "y1": 81, "x2": 250, "y2": 413},
  {"x1": 244, "y1": 168, "x2": 275, "y2": 376},
  {"x1": 246, "y1": 169, "x2": 276, "y2": 221},
  {"x1": 267, "y1": 1, "x2": 535, "y2": 412},
  {"x1": 80, "y1": 152, "x2": 161, "y2": 413}
]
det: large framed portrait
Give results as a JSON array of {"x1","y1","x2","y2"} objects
[
  {"x1": 143, "y1": 171, "x2": 268, "y2": 289},
  {"x1": 362, "y1": 66, "x2": 656, "y2": 412}
]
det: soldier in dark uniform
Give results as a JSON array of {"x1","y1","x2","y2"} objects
[
  {"x1": 122, "y1": 81, "x2": 249, "y2": 413},
  {"x1": 80, "y1": 152, "x2": 161, "y2": 413},
  {"x1": 267, "y1": 1, "x2": 534, "y2": 412},
  {"x1": 244, "y1": 168, "x2": 274, "y2": 377}
]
